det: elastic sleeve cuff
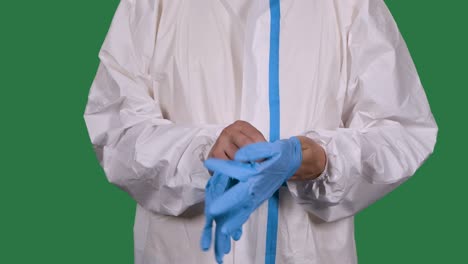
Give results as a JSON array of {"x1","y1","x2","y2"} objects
[{"x1": 310, "y1": 153, "x2": 328, "y2": 182}]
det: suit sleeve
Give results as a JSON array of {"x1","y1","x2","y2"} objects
[
  {"x1": 84, "y1": 0, "x2": 222, "y2": 216},
  {"x1": 287, "y1": 0, "x2": 438, "y2": 222}
]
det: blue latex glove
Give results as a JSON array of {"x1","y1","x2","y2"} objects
[
  {"x1": 204, "y1": 137, "x2": 303, "y2": 238},
  {"x1": 200, "y1": 171, "x2": 242, "y2": 264}
]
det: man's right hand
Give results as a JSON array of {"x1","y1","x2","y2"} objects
[
  {"x1": 209, "y1": 121, "x2": 266, "y2": 160},
  {"x1": 202, "y1": 120, "x2": 265, "y2": 262}
]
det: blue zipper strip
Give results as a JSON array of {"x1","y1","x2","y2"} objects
[{"x1": 266, "y1": 0, "x2": 281, "y2": 263}]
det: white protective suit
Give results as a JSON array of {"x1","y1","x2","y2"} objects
[{"x1": 84, "y1": 0, "x2": 438, "y2": 263}]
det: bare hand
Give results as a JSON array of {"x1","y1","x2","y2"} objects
[
  {"x1": 209, "y1": 120, "x2": 266, "y2": 160},
  {"x1": 290, "y1": 136, "x2": 327, "y2": 181}
]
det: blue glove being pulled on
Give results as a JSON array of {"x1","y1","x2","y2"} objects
[
  {"x1": 201, "y1": 171, "x2": 242, "y2": 264},
  {"x1": 203, "y1": 137, "x2": 303, "y2": 243}
]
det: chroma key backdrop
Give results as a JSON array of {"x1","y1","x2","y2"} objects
[{"x1": 0, "y1": 0, "x2": 466, "y2": 263}]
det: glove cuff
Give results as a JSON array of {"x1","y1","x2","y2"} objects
[{"x1": 288, "y1": 136, "x2": 303, "y2": 177}]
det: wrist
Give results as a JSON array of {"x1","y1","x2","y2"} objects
[{"x1": 291, "y1": 136, "x2": 327, "y2": 181}]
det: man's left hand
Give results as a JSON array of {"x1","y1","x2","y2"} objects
[{"x1": 290, "y1": 136, "x2": 327, "y2": 181}]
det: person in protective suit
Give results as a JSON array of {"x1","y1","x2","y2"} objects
[{"x1": 84, "y1": 0, "x2": 438, "y2": 263}]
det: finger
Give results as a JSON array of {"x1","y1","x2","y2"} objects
[
  {"x1": 215, "y1": 223, "x2": 229, "y2": 263},
  {"x1": 217, "y1": 219, "x2": 231, "y2": 255},
  {"x1": 223, "y1": 143, "x2": 238, "y2": 160},
  {"x1": 201, "y1": 211, "x2": 214, "y2": 251},
  {"x1": 222, "y1": 230, "x2": 231, "y2": 254},
  {"x1": 209, "y1": 172, "x2": 231, "y2": 197},
  {"x1": 234, "y1": 142, "x2": 275, "y2": 162},
  {"x1": 232, "y1": 227, "x2": 243, "y2": 241},
  {"x1": 205, "y1": 174, "x2": 217, "y2": 201},
  {"x1": 200, "y1": 221, "x2": 213, "y2": 251},
  {"x1": 204, "y1": 159, "x2": 256, "y2": 181},
  {"x1": 221, "y1": 208, "x2": 252, "y2": 239},
  {"x1": 210, "y1": 140, "x2": 231, "y2": 160},
  {"x1": 231, "y1": 132, "x2": 254, "y2": 149},
  {"x1": 210, "y1": 148, "x2": 230, "y2": 160},
  {"x1": 209, "y1": 183, "x2": 252, "y2": 216},
  {"x1": 207, "y1": 141, "x2": 218, "y2": 158},
  {"x1": 236, "y1": 122, "x2": 266, "y2": 142}
]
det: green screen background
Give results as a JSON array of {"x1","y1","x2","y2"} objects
[{"x1": 1, "y1": 1, "x2": 466, "y2": 263}]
